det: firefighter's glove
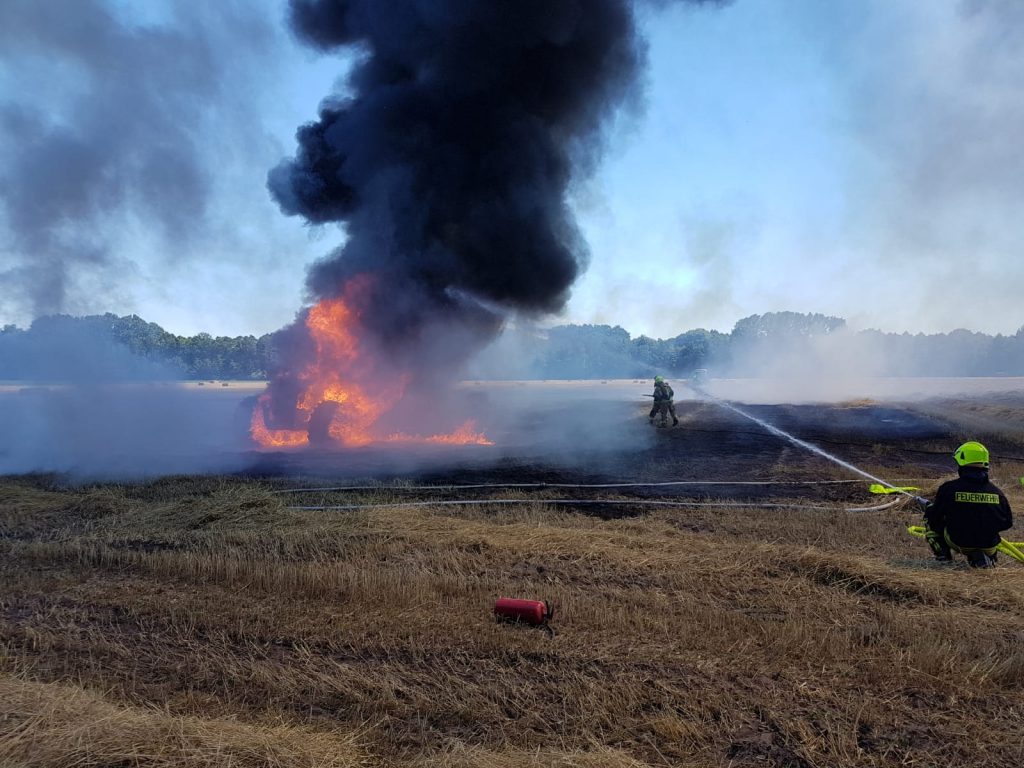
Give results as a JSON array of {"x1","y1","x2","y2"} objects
[{"x1": 924, "y1": 525, "x2": 951, "y2": 561}]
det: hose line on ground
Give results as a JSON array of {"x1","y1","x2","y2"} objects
[
  {"x1": 273, "y1": 478, "x2": 935, "y2": 495},
  {"x1": 287, "y1": 498, "x2": 907, "y2": 514}
]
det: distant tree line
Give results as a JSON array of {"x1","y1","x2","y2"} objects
[
  {"x1": 2, "y1": 310, "x2": 1023, "y2": 380},
  {"x1": 0, "y1": 314, "x2": 283, "y2": 381}
]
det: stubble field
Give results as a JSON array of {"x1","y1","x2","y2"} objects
[{"x1": 2, "y1": 385, "x2": 1024, "y2": 767}]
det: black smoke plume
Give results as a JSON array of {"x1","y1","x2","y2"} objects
[
  {"x1": 262, "y1": 0, "x2": 716, "y2": 435},
  {"x1": 275, "y1": 0, "x2": 725, "y2": 331}
]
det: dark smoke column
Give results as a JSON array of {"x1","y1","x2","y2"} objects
[
  {"x1": 272, "y1": 0, "x2": 679, "y2": 333},
  {"x1": 258, "y1": 0, "x2": 714, "y2": 441}
]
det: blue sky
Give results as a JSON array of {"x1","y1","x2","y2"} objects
[
  {"x1": 573, "y1": 0, "x2": 1024, "y2": 337},
  {"x1": 2, "y1": 0, "x2": 1022, "y2": 338},
  {"x1": 573, "y1": 0, "x2": 853, "y2": 335}
]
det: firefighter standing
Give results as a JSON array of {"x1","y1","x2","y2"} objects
[
  {"x1": 648, "y1": 375, "x2": 679, "y2": 427},
  {"x1": 922, "y1": 441, "x2": 1013, "y2": 568}
]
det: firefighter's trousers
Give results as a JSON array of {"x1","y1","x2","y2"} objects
[{"x1": 649, "y1": 400, "x2": 677, "y2": 424}]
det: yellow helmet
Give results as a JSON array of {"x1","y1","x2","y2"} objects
[{"x1": 953, "y1": 441, "x2": 989, "y2": 468}]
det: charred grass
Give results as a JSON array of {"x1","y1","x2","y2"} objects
[{"x1": 2, "y1": 468, "x2": 1024, "y2": 767}]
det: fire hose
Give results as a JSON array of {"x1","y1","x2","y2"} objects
[
  {"x1": 274, "y1": 478, "x2": 931, "y2": 494},
  {"x1": 286, "y1": 497, "x2": 907, "y2": 513}
]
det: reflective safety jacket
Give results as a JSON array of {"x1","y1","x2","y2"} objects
[
  {"x1": 653, "y1": 382, "x2": 674, "y2": 402},
  {"x1": 925, "y1": 468, "x2": 1013, "y2": 549}
]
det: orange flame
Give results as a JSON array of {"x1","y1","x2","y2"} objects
[
  {"x1": 251, "y1": 277, "x2": 492, "y2": 449},
  {"x1": 250, "y1": 401, "x2": 309, "y2": 448},
  {"x1": 385, "y1": 420, "x2": 495, "y2": 446}
]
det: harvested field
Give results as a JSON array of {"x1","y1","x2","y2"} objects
[{"x1": 2, "y1": 390, "x2": 1024, "y2": 766}]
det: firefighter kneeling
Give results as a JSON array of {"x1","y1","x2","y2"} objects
[{"x1": 921, "y1": 441, "x2": 1013, "y2": 568}]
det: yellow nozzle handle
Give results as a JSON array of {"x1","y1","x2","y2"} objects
[{"x1": 869, "y1": 484, "x2": 920, "y2": 495}]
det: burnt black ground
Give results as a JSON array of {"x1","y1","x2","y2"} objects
[
  {"x1": 8, "y1": 382, "x2": 1013, "y2": 507},
  {"x1": 253, "y1": 397, "x2": 966, "y2": 514}
]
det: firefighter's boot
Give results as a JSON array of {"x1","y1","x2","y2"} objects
[{"x1": 966, "y1": 550, "x2": 997, "y2": 568}]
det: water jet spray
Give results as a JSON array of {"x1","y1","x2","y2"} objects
[{"x1": 695, "y1": 388, "x2": 920, "y2": 500}]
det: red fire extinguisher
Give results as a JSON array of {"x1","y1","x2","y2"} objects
[{"x1": 494, "y1": 597, "x2": 554, "y2": 627}]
